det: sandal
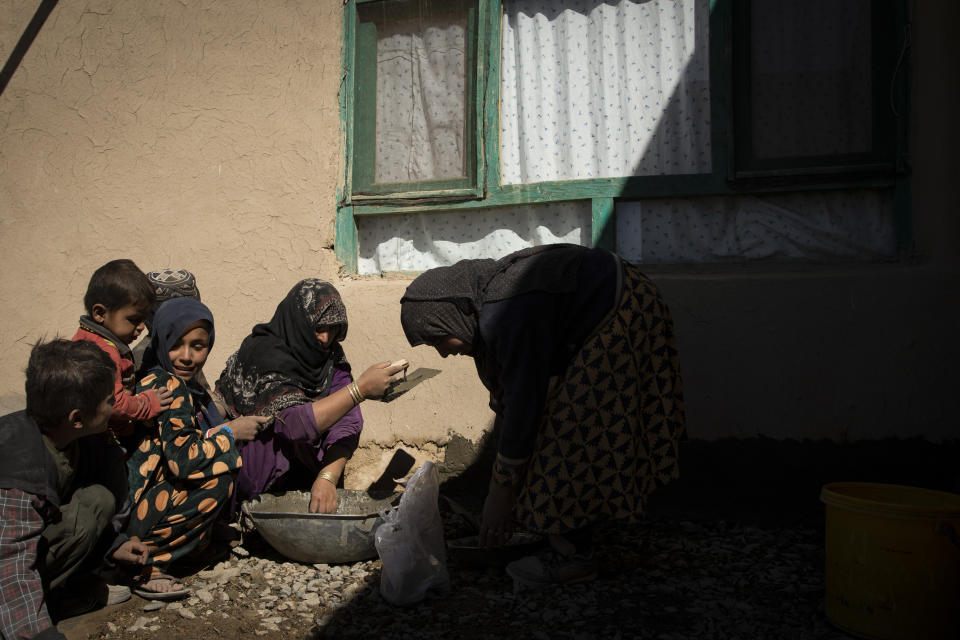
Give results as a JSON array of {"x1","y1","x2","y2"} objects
[{"x1": 131, "y1": 568, "x2": 191, "y2": 601}]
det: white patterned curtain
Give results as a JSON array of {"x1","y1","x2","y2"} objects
[
  {"x1": 616, "y1": 190, "x2": 895, "y2": 263},
  {"x1": 358, "y1": 0, "x2": 710, "y2": 273},
  {"x1": 357, "y1": 202, "x2": 591, "y2": 273},
  {"x1": 749, "y1": 0, "x2": 873, "y2": 160},
  {"x1": 499, "y1": 0, "x2": 711, "y2": 183},
  {"x1": 361, "y1": 0, "x2": 469, "y2": 185},
  {"x1": 356, "y1": 0, "x2": 892, "y2": 274}
]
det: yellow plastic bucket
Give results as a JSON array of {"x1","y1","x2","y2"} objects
[{"x1": 820, "y1": 482, "x2": 960, "y2": 640}]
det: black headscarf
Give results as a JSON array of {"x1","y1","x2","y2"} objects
[
  {"x1": 399, "y1": 258, "x2": 496, "y2": 347},
  {"x1": 400, "y1": 244, "x2": 587, "y2": 348},
  {"x1": 216, "y1": 279, "x2": 349, "y2": 417},
  {"x1": 146, "y1": 297, "x2": 222, "y2": 428}
]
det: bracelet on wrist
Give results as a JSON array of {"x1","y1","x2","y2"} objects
[
  {"x1": 206, "y1": 425, "x2": 234, "y2": 439},
  {"x1": 491, "y1": 455, "x2": 526, "y2": 487},
  {"x1": 318, "y1": 470, "x2": 338, "y2": 486},
  {"x1": 347, "y1": 381, "x2": 365, "y2": 406}
]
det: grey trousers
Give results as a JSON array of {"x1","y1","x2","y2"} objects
[{"x1": 39, "y1": 484, "x2": 115, "y2": 590}]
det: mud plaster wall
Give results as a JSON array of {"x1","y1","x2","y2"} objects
[
  {"x1": 332, "y1": 279, "x2": 493, "y2": 489},
  {"x1": 2, "y1": 1, "x2": 959, "y2": 493},
  {"x1": 0, "y1": 0, "x2": 344, "y2": 402},
  {"x1": 0, "y1": 0, "x2": 492, "y2": 489}
]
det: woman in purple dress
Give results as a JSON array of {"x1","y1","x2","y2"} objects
[{"x1": 215, "y1": 279, "x2": 406, "y2": 517}]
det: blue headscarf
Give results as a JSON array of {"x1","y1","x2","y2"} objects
[{"x1": 146, "y1": 298, "x2": 223, "y2": 429}]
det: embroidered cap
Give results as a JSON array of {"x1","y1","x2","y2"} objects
[{"x1": 147, "y1": 268, "x2": 201, "y2": 302}]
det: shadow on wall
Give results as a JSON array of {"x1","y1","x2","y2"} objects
[
  {"x1": 366, "y1": 449, "x2": 418, "y2": 493},
  {"x1": 428, "y1": 432, "x2": 960, "y2": 529},
  {"x1": 0, "y1": 0, "x2": 59, "y2": 97},
  {"x1": 647, "y1": 436, "x2": 960, "y2": 526},
  {"x1": 321, "y1": 0, "x2": 952, "y2": 632}
]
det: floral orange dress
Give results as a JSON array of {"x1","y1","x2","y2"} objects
[{"x1": 126, "y1": 369, "x2": 241, "y2": 569}]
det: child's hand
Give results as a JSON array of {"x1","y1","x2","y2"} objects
[
  {"x1": 155, "y1": 387, "x2": 173, "y2": 409},
  {"x1": 226, "y1": 415, "x2": 270, "y2": 441},
  {"x1": 111, "y1": 539, "x2": 149, "y2": 565}
]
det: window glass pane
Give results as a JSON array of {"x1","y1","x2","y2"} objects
[
  {"x1": 357, "y1": 0, "x2": 471, "y2": 186},
  {"x1": 749, "y1": 0, "x2": 873, "y2": 159},
  {"x1": 356, "y1": 202, "x2": 591, "y2": 274}
]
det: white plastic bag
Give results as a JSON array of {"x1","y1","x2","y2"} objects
[{"x1": 375, "y1": 461, "x2": 450, "y2": 605}]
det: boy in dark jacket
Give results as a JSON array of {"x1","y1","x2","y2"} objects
[{"x1": 0, "y1": 340, "x2": 148, "y2": 639}]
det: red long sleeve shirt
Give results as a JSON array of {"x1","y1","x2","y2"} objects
[{"x1": 71, "y1": 326, "x2": 163, "y2": 433}]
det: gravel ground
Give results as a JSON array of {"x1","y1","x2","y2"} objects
[{"x1": 60, "y1": 496, "x2": 855, "y2": 640}]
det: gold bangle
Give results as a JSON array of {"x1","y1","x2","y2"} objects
[
  {"x1": 318, "y1": 471, "x2": 338, "y2": 486},
  {"x1": 348, "y1": 381, "x2": 365, "y2": 406}
]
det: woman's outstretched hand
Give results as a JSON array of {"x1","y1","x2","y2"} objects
[
  {"x1": 226, "y1": 415, "x2": 271, "y2": 441},
  {"x1": 355, "y1": 360, "x2": 410, "y2": 399}
]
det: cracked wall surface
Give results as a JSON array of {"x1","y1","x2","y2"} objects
[
  {"x1": 2, "y1": 0, "x2": 343, "y2": 406},
  {"x1": 0, "y1": 0, "x2": 494, "y2": 489}
]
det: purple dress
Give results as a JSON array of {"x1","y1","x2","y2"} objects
[{"x1": 228, "y1": 366, "x2": 362, "y2": 518}]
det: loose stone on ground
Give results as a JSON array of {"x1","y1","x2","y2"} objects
[{"x1": 76, "y1": 504, "x2": 850, "y2": 640}]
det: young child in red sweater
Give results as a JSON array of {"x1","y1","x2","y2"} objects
[{"x1": 72, "y1": 259, "x2": 172, "y2": 442}]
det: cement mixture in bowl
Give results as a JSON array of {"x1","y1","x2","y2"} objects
[
  {"x1": 246, "y1": 489, "x2": 399, "y2": 518},
  {"x1": 243, "y1": 489, "x2": 401, "y2": 563}
]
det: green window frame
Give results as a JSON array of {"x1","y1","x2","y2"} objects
[
  {"x1": 730, "y1": 0, "x2": 901, "y2": 180},
  {"x1": 347, "y1": 0, "x2": 489, "y2": 201},
  {"x1": 337, "y1": 0, "x2": 912, "y2": 273}
]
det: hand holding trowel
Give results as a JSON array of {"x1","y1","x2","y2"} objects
[{"x1": 378, "y1": 359, "x2": 441, "y2": 403}]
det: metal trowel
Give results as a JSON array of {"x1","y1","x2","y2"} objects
[{"x1": 378, "y1": 366, "x2": 441, "y2": 402}]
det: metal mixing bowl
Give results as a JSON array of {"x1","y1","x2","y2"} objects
[{"x1": 243, "y1": 489, "x2": 400, "y2": 564}]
